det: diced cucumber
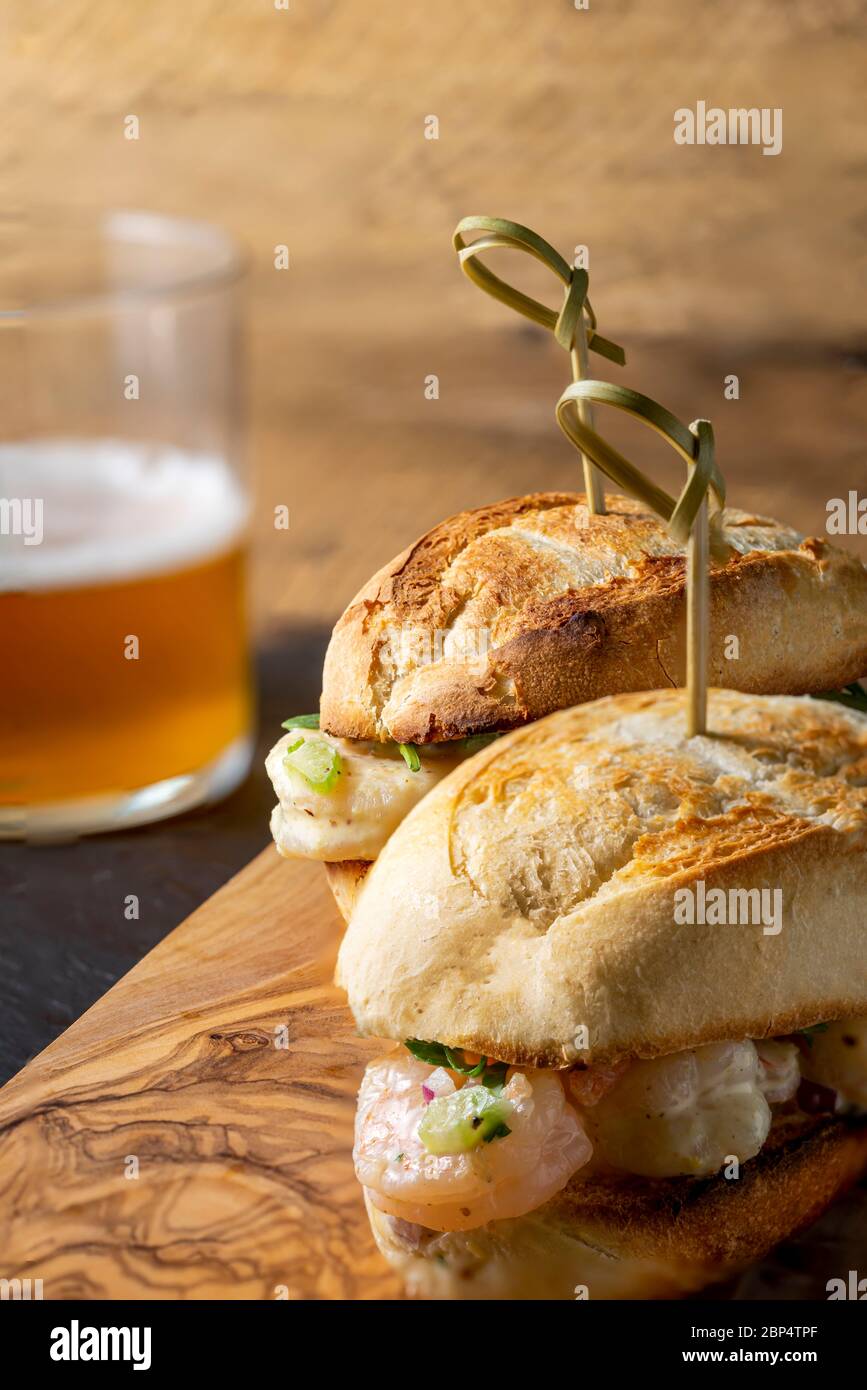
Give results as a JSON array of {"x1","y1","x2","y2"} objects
[
  {"x1": 284, "y1": 737, "x2": 342, "y2": 791},
  {"x1": 418, "y1": 1085, "x2": 512, "y2": 1155}
]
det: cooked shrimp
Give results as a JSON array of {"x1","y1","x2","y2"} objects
[
  {"x1": 755, "y1": 1039, "x2": 800, "y2": 1104},
  {"x1": 587, "y1": 1040, "x2": 771, "y2": 1178},
  {"x1": 354, "y1": 1053, "x2": 592, "y2": 1232},
  {"x1": 801, "y1": 1016, "x2": 867, "y2": 1109},
  {"x1": 566, "y1": 1060, "x2": 630, "y2": 1108},
  {"x1": 266, "y1": 729, "x2": 464, "y2": 862}
]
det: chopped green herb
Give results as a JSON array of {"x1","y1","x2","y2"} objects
[
  {"x1": 398, "y1": 742, "x2": 421, "y2": 772},
  {"x1": 483, "y1": 1122, "x2": 512, "y2": 1143},
  {"x1": 812, "y1": 685, "x2": 867, "y2": 714},
  {"x1": 394, "y1": 1152, "x2": 405, "y2": 1162},
  {"x1": 283, "y1": 738, "x2": 342, "y2": 791},
  {"x1": 282, "y1": 713, "x2": 321, "y2": 730}
]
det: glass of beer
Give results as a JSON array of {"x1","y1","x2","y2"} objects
[{"x1": 0, "y1": 210, "x2": 253, "y2": 837}]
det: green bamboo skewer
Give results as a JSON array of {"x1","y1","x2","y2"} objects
[
  {"x1": 688, "y1": 488, "x2": 710, "y2": 737},
  {"x1": 453, "y1": 216, "x2": 728, "y2": 736},
  {"x1": 554, "y1": 380, "x2": 726, "y2": 542},
  {"x1": 453, "y1": 217, "x2": 625, "y2": 515},
  {"x1": 556, "y1": 380, "x2": 725, "y2": 736},
  {"x1": 686, "y1": 421, "x2": 715, "y2": 736},
  {"x1": 569, "y1": 326, "x2": 605, "y2": 514}
]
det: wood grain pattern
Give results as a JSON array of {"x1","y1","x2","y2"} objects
[{"x1": 0, "y1": 850, "x2": 400, "y2": 1300}]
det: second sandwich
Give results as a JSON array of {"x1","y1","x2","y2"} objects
[{"x1": 336, "y1": 687, "x2": 867, "y2": 1299}]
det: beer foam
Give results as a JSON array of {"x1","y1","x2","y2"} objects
[{"x1": 0, "y1": 439, "x2": 249, "y2": 591}]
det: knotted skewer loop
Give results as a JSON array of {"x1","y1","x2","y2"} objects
[
  {"x1": 555, "y1": 380, "x2": 727, "y2": 553},
  {"x1": 453, "y1": 216, "x2": 626, "y2": 513},
  {"x1": 454, "y1": 218, "x2": 626, "y2": 357}
]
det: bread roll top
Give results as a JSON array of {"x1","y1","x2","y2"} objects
[
  {"x1": 336, "y1": 689, "x2": 867, "y2": 1065},
  {"x1": 321, "y1": 493, "x2": 867, "y2": 744}
]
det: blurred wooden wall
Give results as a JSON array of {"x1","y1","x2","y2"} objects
[{"x1": 6, "y1": 0, "x2": 867, "y2": 624}]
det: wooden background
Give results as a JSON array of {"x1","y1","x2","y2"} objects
[{"x1": 5, "y1": 0, "x2": 866, "y2": 635}]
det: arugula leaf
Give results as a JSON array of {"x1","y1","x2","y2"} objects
[
  {"x1": 480, "y1": 1062, "x2": 509, "y2": 1094},
  {"x1": 443, "y1": 1046, "x2": 484, "y2": 1075},
  {"x1": 398, "y1": 742, "x2": 422, "y2": 772},
  {"x1": 812, "y1": 684, "x2": 867, "y2": 714},
  {"x1": 405, "y1": 1039, "x2": 509, "y2": 1091},
  {"x1": 282, "y1": 713, "x2": 321, "y2": 730},
  {"x1": 406, "y1": 1039, "x2": 484, "y2": 1075},
  {"x1": 405, "y1": 1038, "x2": 450, "y2": 1068},
  {"x1": 796, "y1": 1022, "x2": 830, "y2": 1048},
  {"x1": 462, "y1": 732, "x2": 502, "y2": 755}
]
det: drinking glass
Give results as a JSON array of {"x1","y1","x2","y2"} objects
[{"x1": 0, "y1": 209, "x2": 253, "y2": 837}]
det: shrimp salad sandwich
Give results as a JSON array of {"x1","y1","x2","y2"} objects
[
  {"x1": 336, "y1": 688, "x2": 867, "y2": 1299},
  {"x1": 267, "y1": 493, "x2": 867, "y2": 921}
]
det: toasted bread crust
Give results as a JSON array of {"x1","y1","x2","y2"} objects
[
  {"x1": 336, "y1": 690, "x2": 867, "y2": 1066},
  {"x1": 323, "y1": 860, "x2": 371, "y2": 922},
  {"x1": 320, "y1": 493, "x2": 867, "y2": 743},
  {"x1": 366, "y1": 1115, "x2": 867, "y2": 1299}
]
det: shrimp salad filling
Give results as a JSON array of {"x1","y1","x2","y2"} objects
[
  {"x1": 354, "y1": 1021, "x2": 867, "y2": 1237},
  {"x1": 266, "y1": 718, "x2": 498, "y2": 862}
]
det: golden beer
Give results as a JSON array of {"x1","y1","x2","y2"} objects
[{"x1": 1, "y1": 442, "x2": 253, "y2": 834}]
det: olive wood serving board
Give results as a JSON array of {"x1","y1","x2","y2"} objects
[
  {"x1": 0, "y1": 849, "x2": 400, "y2": 1300},
  {"x1": 1, "y1": 847, "x2": 864, "y2": 1301}
]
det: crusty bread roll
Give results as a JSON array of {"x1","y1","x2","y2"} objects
[
  {"x1": 336, "y1": 689, "x2": 867, "y2": 1065},
  {"x1": 366, "y1": 1114, "x2": 867, "y2": 1300},
  {"x1": 321, "y1": 494, "x2": 867, "y2": 744},
  {"x1": 324, "y1": 860, "x2": 370, "y2": 922}
]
